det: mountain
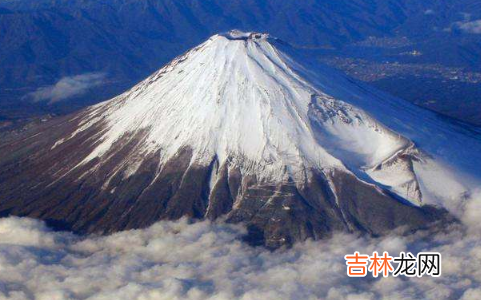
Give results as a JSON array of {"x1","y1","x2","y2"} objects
[{"x1": 1, "y1": 31, "x2": 479, "y2": 248}]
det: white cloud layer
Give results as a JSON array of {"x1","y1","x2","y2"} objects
[
  {"x1": 0, "y1": 190, "x2": 480, "y2": 300},
  {"x1": 28, "y1": 73, "x2": 105, "y2": 103},
  {"x1": 0, "y1": 212, "x2": 479, "y2": 300}
]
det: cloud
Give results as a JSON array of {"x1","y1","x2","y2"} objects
[
  {"x1": 0, "y1": 219, "x2": 478, "y2": 299},
  {"x1": 28, "y1": 73, "x2": 106, "y2": 104},
  {"x1": 1, "y1": 191, "x2": 480, "y2": 300},
  {"x1": 424, "y1": 9, "x2": 435, "y2": 15},
  {"x1": 456, "y1": 20, "x2": 481, "y2": 34}
]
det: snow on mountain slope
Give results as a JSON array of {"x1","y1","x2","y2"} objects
[
  {"x1": 274, "y1": 41, "x2": 481, "y2": 211},
  {"x1": 59, "y1": 30, "x2": 480, "y2": 209},
  {"x1": 73, "y1": 32, "x2": 345, "y2": 178}
]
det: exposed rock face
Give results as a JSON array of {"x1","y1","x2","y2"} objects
[{"x1": 0, "y1": 31, "x2": 478, "y2": 247}]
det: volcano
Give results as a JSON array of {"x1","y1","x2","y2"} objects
[{"x1": 1, "y1": 31, "x2": 480, "y2": 247}]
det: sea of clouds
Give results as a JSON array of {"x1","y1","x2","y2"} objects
[{"x1": 1, "y1": 191, "x2": 481, "y2": 300}]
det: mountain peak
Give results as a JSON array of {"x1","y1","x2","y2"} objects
[
  {"x1": 80, "y1": 29, "x2": 342, "y2": 181},
  {"x1": 217, "y1": 30, "x2": 270, "y2": 41},
  {"x1": 79, "y1": 29, "x2": 371, "y2": 181}
]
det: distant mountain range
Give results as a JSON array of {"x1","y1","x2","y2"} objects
[{"x1": 0, "y1": 0, "x2": 480, "y2": 124}]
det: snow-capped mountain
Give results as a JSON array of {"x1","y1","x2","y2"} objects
[{"x1": 0, "y1": 31, "x2": 479, "y2": 247}]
